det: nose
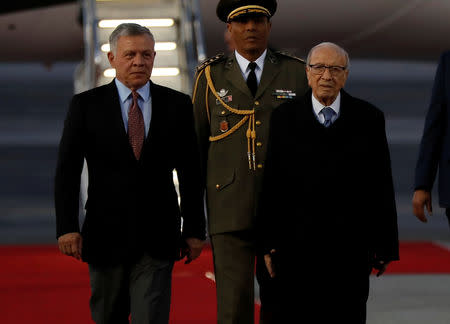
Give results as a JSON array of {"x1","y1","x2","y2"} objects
[
  {"x1": 321, "y1": 67, "x2": 333, "y2": 80},
  {"x1": 244, "y1": 19, "x2": 257, "y2": 31},
  {"x1": 133, "y1": 53, "x2": 145, "y2": 66}
]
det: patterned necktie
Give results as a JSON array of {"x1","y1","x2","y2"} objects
[
  {"x1": 247, "y1": 62, "x2": 258, "y2": 97},
  {"x1": 128, "y1": 90, "x2": 145, "y2": 159},
  {"x1": 321, "y1": 107, "x2": 335, "y2": 128}
]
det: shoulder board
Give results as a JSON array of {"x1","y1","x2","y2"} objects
[
  {"x1": 196, "y1": 53, "x2": 226, "y2": 72},
  {"x1": 274, "y1": 51, "x2": 306, "y2": 63}
]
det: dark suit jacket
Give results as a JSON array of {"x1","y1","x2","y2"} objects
[
  {"x1": 256, "y1": 90, "x2": 399, "y2": 320},
  {"x1": 55, "y1": 80, "x2": 206, "y2": 265},
  {"x1": 415, "y1": 51, "x2": 450, "y2": 207},
  {"x1": 258, "y1": 89, "x2": 399, "y2": 270}
]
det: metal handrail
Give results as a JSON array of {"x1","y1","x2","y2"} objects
[
  {"x1": 181, "y1": 0, "x2": 207, "y2": 71},
  {"x1": 191, "y1": 0, "x2": 207, "y2": 63},
  {"x1": 81, "y1": 0, "x2": 98, "y2": 91}
]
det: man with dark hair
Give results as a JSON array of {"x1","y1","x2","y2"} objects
[
  {"x1": 192, "y1": 1, "x2": 309, "y2": 322},
  {"x1": 55, "y1": 23, "x2": 206, "y2": 324}
]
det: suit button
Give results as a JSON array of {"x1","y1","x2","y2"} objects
[
  {"x1": 255, "y1": 120, "x2": 261, "y2": 126},
  {"x1": 216, "y1": 184, "x2": 220, "y2": 189},
  {"x1": 257, "y1": 164, "x2": 263, "y2": 169},
  {"x1": 254, "y1": 101, "x2": 260, "y2": 106},
  {"x1": 221, "y1": 110, "x2": 226, "y2": 115},
  {"x1": 256, "y1": 142, "x2": 262, "y2": 147}
]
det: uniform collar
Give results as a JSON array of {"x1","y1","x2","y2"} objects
[{"x1": 234, "y1": 49, "x2": 267, "y2": 74}]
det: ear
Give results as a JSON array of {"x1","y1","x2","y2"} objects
[
  {"x1": 306, "y1": 68, "x2": 313, "y2": 87},
  {"x1": 107, "y1": 52, "x2": 115, "y2": 67},
  {"x1": 342, "y1": 69, "x2": 350, "y2": 84},
  {"x1": 227, "y1": 22, "x2": 232, "y2": 33}
]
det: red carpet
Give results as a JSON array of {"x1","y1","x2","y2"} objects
[{"x1": 0, "y1": 241, "x2": 448, "y2": 324}]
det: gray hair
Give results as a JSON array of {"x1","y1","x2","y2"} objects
[
  {"x1": 109, "y1": 23, "x2": 155, "y2": 54},
  {"x1": 306, "y1": 42, "x2": 350, "y2": 69}
]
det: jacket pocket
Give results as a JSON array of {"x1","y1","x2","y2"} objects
[{"x1": 207, "y1": 169, "x2": 235, "y2": 192}]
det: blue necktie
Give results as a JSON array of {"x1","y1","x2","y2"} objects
[{"x1": 321, "y1": 107, "x2": 335, "y2": 128}]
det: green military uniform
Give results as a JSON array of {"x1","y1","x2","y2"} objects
[{"x1": 193, "y1": 49, "x2": 309, "y2": 323}]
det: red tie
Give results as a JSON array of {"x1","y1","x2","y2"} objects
[{"x1": 128, "y1": 90, "x2": 145, "y2": 159}]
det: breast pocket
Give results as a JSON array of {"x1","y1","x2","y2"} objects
[{"x1": 210, "y1": 107, "x2": 246, "y2": 138}]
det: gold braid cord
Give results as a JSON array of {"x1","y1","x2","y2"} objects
[{"x1": 204, "y1": 65, "x2": 257, "y2": 170}]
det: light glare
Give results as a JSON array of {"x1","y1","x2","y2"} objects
[{"x1": 98, "y1": 19, "x2": 174, "y2": 28}]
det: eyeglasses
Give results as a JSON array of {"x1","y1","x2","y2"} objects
[{"x1": 308, "y1": 64, "x2": 347, "y2": 76}]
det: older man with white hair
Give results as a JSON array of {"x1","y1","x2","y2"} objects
[{"x1": 257, "y1": 42, "x2": 399, "y2": 323}]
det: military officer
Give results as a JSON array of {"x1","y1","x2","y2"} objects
[{"x1": 192, "y1": 1, "x2": 309, "y2": 323}]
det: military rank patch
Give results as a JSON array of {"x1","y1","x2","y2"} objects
[
  {"x1": 272, "y1": 89, "x2": 296, "y2": 99},
  {"x1": 219, "y1": 120, "x2": 229, "y2": 132}
]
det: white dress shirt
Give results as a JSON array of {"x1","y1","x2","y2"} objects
[
  {"x1": 311, "y1": 92, "x2": 341, "y2": 125},
  {"x1": 235, "y1": 49, "x2": 267, "y2": 85}
]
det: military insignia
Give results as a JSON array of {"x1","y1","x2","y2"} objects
[
  {"x1": 272, "y1": 89, "x2": 296, "y2": 99},
  {"x1": 216, "y1": 95, "x2": 233, "y2": 105},
  {"x1": 275, "y1": 51, "x2": 306, "y2": 63},
  {"x1": 219, "y1": 120, "x2": 229, "y2": 133},
  {"x1": 196, "y1": 53, "x2": 225, "y2": 73},
  {"x1": 218, "y1": 89, "x2": 229, "y2": 97}
]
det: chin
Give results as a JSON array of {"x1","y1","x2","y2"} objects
[{"x1": 130, "y1": 78, "x2": 148, "y2": 87}]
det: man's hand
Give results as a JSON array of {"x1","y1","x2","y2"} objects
[
  {"x1": 412, "y1": 189, "x2": 432, "y2": 223},
  {"x1": 373, "y1": 260, "x2": 390, "y2": 277},
  {"x1": 58, "y1": 232, "x2": 82, "y2": 260},
  {"x1": 264, "y1": 249, "x2": 277, "y2": 278},
  {"x1": 183, "y1": 238, "x2": 204, "y2": 264}
]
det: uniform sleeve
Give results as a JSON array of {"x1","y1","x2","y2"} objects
[
  {"x1": 54, "y1": 95, "x2": 85, "y2": 238},
  {"x1": 175, "y1": 93, "x2": 207, "y2": 240},
  {"x1": 414, "y1": 52, "x2": 447, "y2": 191}
]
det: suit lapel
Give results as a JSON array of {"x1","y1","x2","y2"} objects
[
  {"x1": 104, "y1": 80, "x2": 139, "y2": 160},
  {"x1": 144, "y1": 81, "x2": 163, "y2": 147},
  {"x1": 106, "y1": 80, "x2": 128, "y2": 138},
  {"x1": 255, "y1": 50, "x2": 281, "y2": 99},
  {"x1": 335, "y1": 89, "x2": 352, "y2": 125}
]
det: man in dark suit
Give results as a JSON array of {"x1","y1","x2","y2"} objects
[
  {"x1": 257, "y1": 42, "x2": 399, "y2": 323},
  {"x1": 55, "y1": 23, "x2": 206, "y2": 324},
  {"x1": 413, "y1": 50, "x2": 450, "y2": 227}
]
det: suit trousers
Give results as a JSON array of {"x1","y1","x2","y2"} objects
[
  {"x1": 210, "y1": 231, "x2": 255, "y2": 324},
  {"x1": 88, "y1": 254, "x2": 174, "y2": 324}
]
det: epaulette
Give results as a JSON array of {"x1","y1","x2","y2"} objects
[
  {"x1": 196, "y1": 53, "x2": 226, "y2": 73},
  {"x1": 275, "y1": 50, "x2": 306, "y2": 63}
]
